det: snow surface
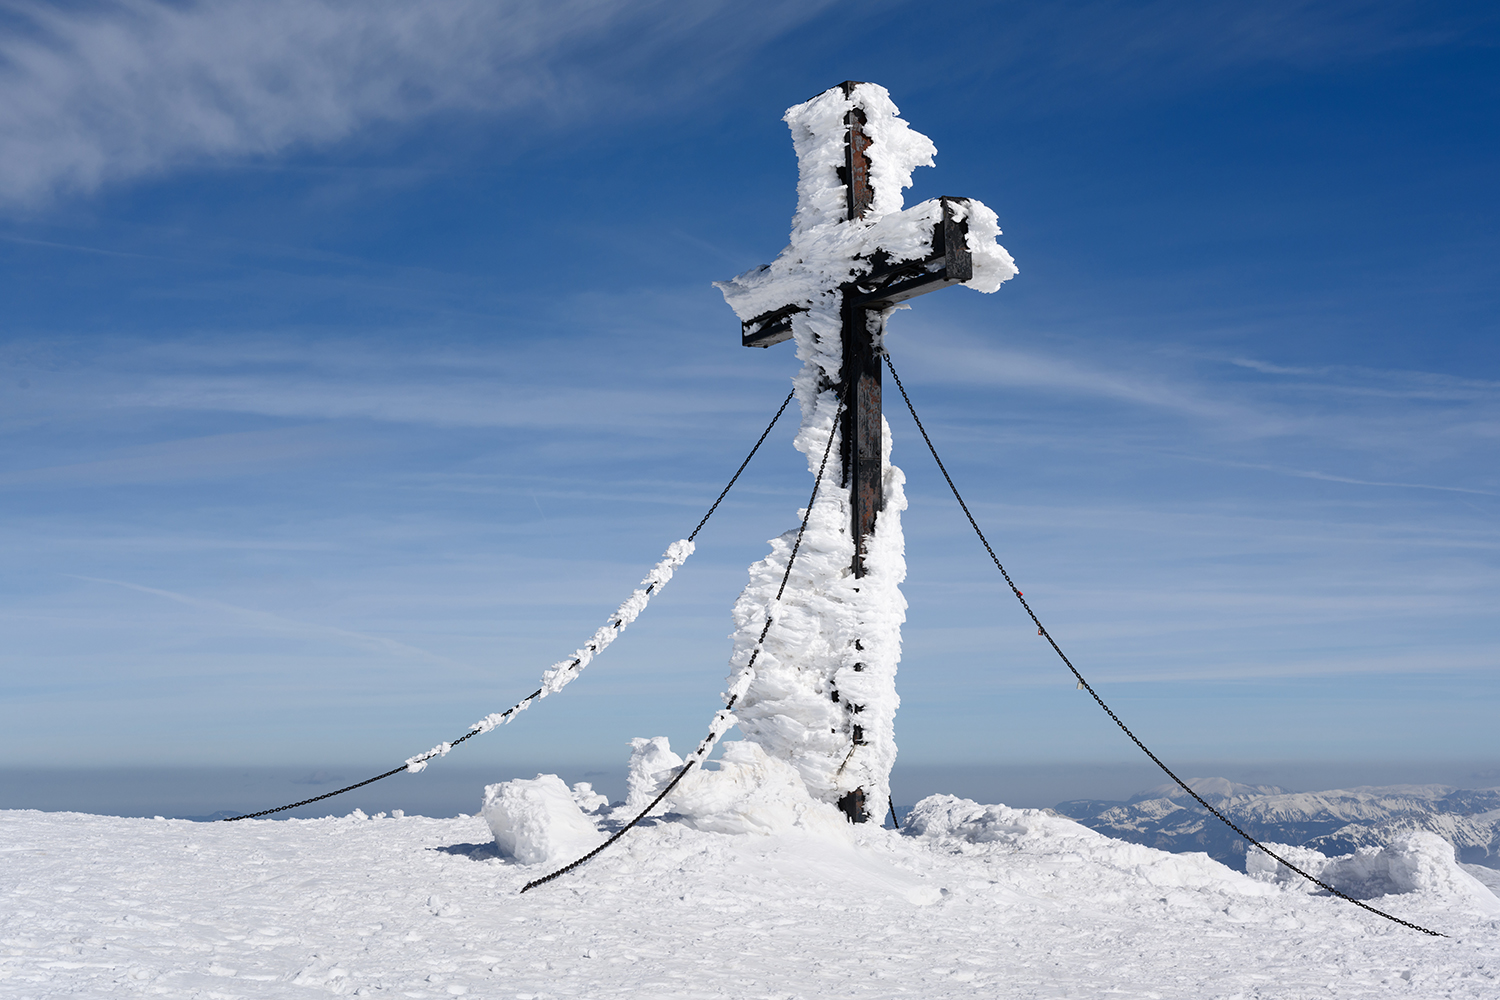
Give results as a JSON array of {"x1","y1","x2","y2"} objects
[{"x1": 5, "y1": 795, "x2": 1499, "y2": 998}]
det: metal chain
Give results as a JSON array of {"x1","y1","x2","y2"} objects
[
  {"x1": 523, "y1": 384, "x2": 847, "y2": 892},
  {"x1": 883, "y1": 351, "x2": 1444, "y2": 938},
  {"x1": 689, "y1": 391, "x2": 795, "y2": 542},
  {"x1": 221, "y1": 390, "x2": 797, "y2": 823}
]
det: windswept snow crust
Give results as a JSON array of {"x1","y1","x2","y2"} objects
[
  {"x1": 668, "y1": 739, "x2": 852, "y2": 839},
  {"x1": 5, "y1": 795, "x2": 1498, "y2": 998}
]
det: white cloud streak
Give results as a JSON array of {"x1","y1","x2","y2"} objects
[
  {"x1": 69, "y1": 573, "x2": 456, "y2": 664},
  {"x1": 0, "y1": 0, "x2": 830, "y2": 208},
  {"x1": 0, "y1": 425, "x2": 357, "y2": 487}
]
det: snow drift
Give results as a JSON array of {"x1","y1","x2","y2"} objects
[{"x1": 1247, "y1": 830, "x2": 1500, "y2": 914}]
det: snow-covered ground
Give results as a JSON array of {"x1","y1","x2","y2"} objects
[{"x1": 4, "y1": 795, "x2": 1499, "y2": 999}]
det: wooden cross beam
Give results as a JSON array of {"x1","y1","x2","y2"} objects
[{"x1": 740, "y1": 82, "x2": 977, "y2": 579}]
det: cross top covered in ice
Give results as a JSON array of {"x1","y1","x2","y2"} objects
[
  {"x1": 717, "y1": 81, "x2": 1016, "y2": 355},
  {"x1": 787, "y1": 82, "x2": 936, "y2": 232}
]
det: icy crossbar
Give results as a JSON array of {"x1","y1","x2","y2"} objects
[{"x1": 404, "y1": 539, "x2": 695, "y2": 772}]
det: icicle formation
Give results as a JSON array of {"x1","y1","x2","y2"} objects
[
  {"x1": 405, "y1": 539, "x2": 694, "y2": 772},
  {"x1": 713, "y1": 84, "x2": 1017, "y2": 817}
]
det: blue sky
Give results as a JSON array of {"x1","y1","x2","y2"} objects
[{"x1": 2, "y1": 1, "x2": 1497, "y2": 803}]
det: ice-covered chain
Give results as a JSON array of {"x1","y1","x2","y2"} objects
[
  {"x1": 404, "y1": 539, "x2": 694, "y2": 771},
  {"x1": 403, "y1": 391, "x2": 794, "y2": 771}
]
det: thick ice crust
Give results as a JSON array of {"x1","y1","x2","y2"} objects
[{"x1": 720, "y1": 400, "x2": 906, "y2": 814}]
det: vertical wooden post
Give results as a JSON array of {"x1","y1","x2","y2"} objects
[
  {"x1": 839, "y1": 80, "x2": 883, "y2": 584},
  {"x1": 838, "y1": 82, "x2": 879, "y2": 823},
  {"x1": 842, "y1": 300, "x2": 883, "y2": 580}
]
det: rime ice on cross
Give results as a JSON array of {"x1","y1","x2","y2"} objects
[{"x1": 715, "y1": 82, "x2": 1017, "y2": 822}]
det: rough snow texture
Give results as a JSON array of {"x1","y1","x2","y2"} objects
[
  {"x1": 479, "y1": 774, "x2": 603, "y2": 866},
  {"x1": 6, "y1": 798, "x2": 1498, "y2": 998},
  {"x1": 405, "y1": 539, "x2": 693, "y2": 772},
  {"x1": 621, "y1": 740, "x2": 858, "y2": 839},
  {"x1": 569, "y1": 781, "x2": 608, "y2": 814}
]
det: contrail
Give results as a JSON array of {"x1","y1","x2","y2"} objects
[{"x1": 69, "y1": 574, "x2": 457, "y2": 664}]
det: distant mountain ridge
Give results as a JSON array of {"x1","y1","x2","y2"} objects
[{"x1": 1054, "y1": 778, "x2": 1500, "y2": 870}]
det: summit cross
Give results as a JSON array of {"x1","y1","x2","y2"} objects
[
  {"x1": 716, "y1": 82, "x2": 1016, "y2": 823},
  {"x1": 738, "y1": 82, "x2": 984, "y2": 577}
]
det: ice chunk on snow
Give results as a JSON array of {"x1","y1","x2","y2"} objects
[
  {"x1": 1248, "y1": 831, "x2": 1500, "y2": 912},
  {"x1": 620, "y1": 737, "x2": 685, "y2": 815},
  {"x1": 481, "y1": 775, "x2": 603, "y2": 866},
  {"x1": 664, "y1": 740, "x2": 852, "y2": 840},
  {"x1": 1244, "y1": 842, "x2": 1336, "y2": 885},
  {"x1": 570, "y1": 782, "x2": 608, "y2": 814},
  {"x1": 904, "y1": 794, "x2": 1088, "y2": 846}
]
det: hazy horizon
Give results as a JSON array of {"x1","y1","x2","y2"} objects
[{"x1": 8, "y1": 757, "x2": 1499, "y2": 822}]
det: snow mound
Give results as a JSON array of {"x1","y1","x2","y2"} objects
[
  {"x1": 904, "y1": 794, "x2": 1274, "y2": 897},
  {"x1": 903, "y1": 793, "x2": 1096, "y2": 847},
  {"x1": 480, "y1": 774, "x2": 603, "y2": 866},
  {"x1": 1247, "y1": 831, "x2": 1500, "y2": 913},
  {"x1": 614, "y1": 736, "x2": 684, "y2": 818},
  {"x1": 570, "y1": 781, "x2": 608, "y2": 813},
  {"x1": 665, "y1": 740, "x2": 852, "y2": 839}
]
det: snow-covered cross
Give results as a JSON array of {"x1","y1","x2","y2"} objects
[{"x1": 716, "y1": 83, "x2": 1016, "y2": 823}]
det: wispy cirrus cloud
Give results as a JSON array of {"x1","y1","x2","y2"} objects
[
  {"x1": 68, "y1": 573, "x2": 457, "y2": 664},
  {"x1": 0, "y1": 0, "x2": 833, "y2": 208},
  {"x1": 0, "y1": 425, "x2": 360, "y2": 487}
]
